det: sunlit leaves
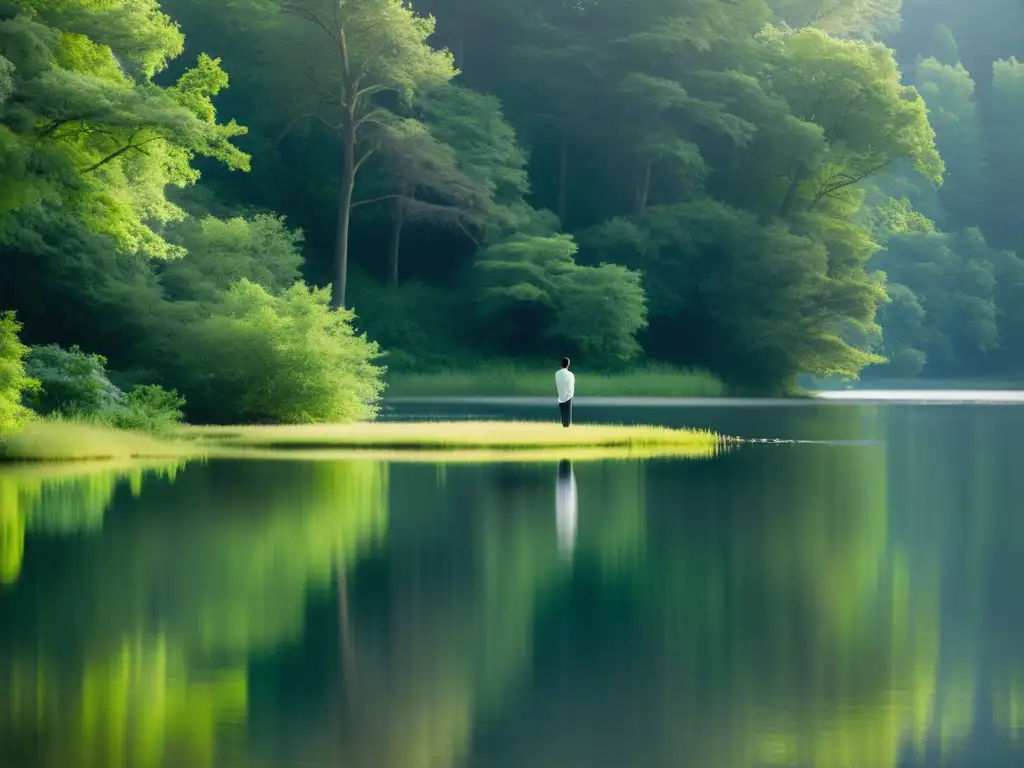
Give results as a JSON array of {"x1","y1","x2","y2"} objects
[
  {"x1": 0, "y1": 311, "x2": 37, "y2": 436},
  {"x1": 169, "y1": 279, "x2": 384, "y2": 423}
]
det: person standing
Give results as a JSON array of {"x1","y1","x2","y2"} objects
[{"x1": 555, "y1": 357, "x2": 575, "y2": 427}]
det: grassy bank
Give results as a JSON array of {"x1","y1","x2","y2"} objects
[
  {"x1": 3, "y1": 420, "x2": 726, "y2": 463},
  {"x1": 385, "y1": 365, "x2": 726, "y2": 398},
  {"x1": 0, "y1": 421, "x2": 200, "y2": 462},
  {"x1": 183, "y1": 421, "x2": 725, "y2": 454}
]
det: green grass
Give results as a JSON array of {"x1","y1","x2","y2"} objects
[
  {"x1": 182, "y1": 421, "x2": 727, "y2": 460},
  {"x1": 0, "y1": 420, "x2": 199, "y2": 462},
  {"x1": 3, "y1": 419, "x2": 727, "y2": 463},
  {"x1": 385, "y1": 364, "x2": 726, "y2": 398}
]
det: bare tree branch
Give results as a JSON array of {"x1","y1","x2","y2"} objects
[
  {"x1": 350, "y1": 194, "x2": 401, "y2": 209},
  {"x1": 353, "y1": 107, "x2": 390, "y2": 130},
  {"x1": 282, "y1": 3, "x2": 338, "y2": 40},
  {"x1": 353, "y1": 143, "x2": 377, "y2": 174},
  {"x1": 809, "y1": 160, "x2": 891, "y2": 209},
  {"x1": 81, "y1": 133, "x2": 162, "y2": 173},
  {"x1": 273, "y1": 106, "x2": 339, "y2": 147},
  {"x1": 355, "y1": 83, "x2": 390, "y2": 101}
]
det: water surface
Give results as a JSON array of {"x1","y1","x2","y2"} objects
[{"x1": 2, "y1": 400, "x2": 1024, "y2": 767}]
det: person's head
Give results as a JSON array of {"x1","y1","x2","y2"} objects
[{"x1": 561, "y1": 357, "x2": 570, "y2": 369}]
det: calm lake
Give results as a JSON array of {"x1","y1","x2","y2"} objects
[{"x1": 3, "y1": 397, "x2": 1024, "y2": 767}]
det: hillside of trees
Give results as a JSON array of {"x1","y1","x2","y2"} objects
[{"x1": 1, "y1": 0, "x2": 1023, "y2": 423}]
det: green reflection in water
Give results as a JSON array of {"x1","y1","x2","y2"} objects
[
  {"x1": 0, "y1": 458, "x2": 389, "y2": 768},
  {"x1": 0, "y1": 462, "x2": 185, "y2": 586},
  {"x1": 3, "y1": 637, "x2": 246, "y2": 768},
  {"x1": 317, "y1": 461, "x2": 647, "y2": 768},
  {"x1": 635, "y1": 438, "x2": 941, "y2": 768}
]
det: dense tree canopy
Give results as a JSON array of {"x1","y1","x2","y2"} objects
[{"x1": 1, "y1": 0, "x2": 1022, "y2": 413}]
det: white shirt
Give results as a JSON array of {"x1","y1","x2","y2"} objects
[{"x1": 555, "y1": 368, "x2": 575, "y2": 403}]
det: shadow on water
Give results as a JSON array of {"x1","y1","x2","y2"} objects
[{"x1": 4, "y1": 401, "x2": 1024, "y2": 766}]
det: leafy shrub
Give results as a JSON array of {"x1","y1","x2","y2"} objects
[
  {"x1": 0, "y1": 311, "x2": 38, "y2": 435},
  {"x1": 23, "y1": 343, "x2": 185, "y2": 434},
  {"x1": 171, "y1": 279, "x2": 384, "y2": 424},
  {"x1": 24, "y1": 345, "x2": 122, "y2": 415},
  {"x1": 104, "y1": 385, "x2": 186, "y2": 434},
  {"x1": 161, "y1": 214, "x2": 304, "y2": 302}
]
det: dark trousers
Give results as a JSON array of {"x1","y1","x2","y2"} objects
[{"x1": 559, "y1": 399, "x2": 573, "y2": 428}]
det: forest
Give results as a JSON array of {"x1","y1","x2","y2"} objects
[{"x1": 2, "y1": 0, "x2": 1024, "y2": 425}]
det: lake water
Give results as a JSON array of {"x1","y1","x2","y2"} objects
[{"x1": 2, "y1": 397, "x2": 1024, "y2": 767}]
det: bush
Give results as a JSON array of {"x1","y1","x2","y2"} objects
[
  {"x1": 104, "y1": 385, "x2": 186, "y2": 434},
  {"x1": 24, "y1": 345, "x2": 122, "y2": 415},
  {"x1": 171, "y1": 279, "x2": 385, "y2": 424},
  {"x1": 23, "y1": 343, "x2": 185, "y2": 434},
  {"x1": 0, "y1": 311, "x2": 38, "y2": 435},
  {"x1": 161, "y1": 214, "x2": 304, "y2": 303}
]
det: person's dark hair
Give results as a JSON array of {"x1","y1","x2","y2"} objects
[{"x1": 561, "y1": 358, "x2": 570, "y2": 369}]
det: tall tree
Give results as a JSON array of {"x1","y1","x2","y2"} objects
[
  {"x1": 373, "y1": 117, "x2": 482, "y2": 288},
  {"x1": 756, "y1": 27, "x2": 942, "y2": 219},
  {"x1": 984, "y1": 57, "x2": 1024, "y2": 253},
  {"x1": 769, "y1": 0, "x2": 903, "y2": 40},
  {"x1": 260, "y1": 0, "x2": 456, "y2": 307},
  {"x1": 911, "y1": 57, "x2": 984, "y2": 229}
]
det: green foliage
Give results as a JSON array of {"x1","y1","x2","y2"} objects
[
  {"x1": 387, "y1": 365, "x2": 726, "y2": 398},
  {"x1": 872, "y1": 229, "x2": 1005, "y2": 373},
  {"x1": 984, "y1": 57, "x2": 1024, "y2": 253},
  {"x1": 24, "y1": 344, "x2": 122, "y2": 416},
  {"x1": 582, "y1": 202, "x2": 884, "y2": 391},
  {"x1": 242, "y1": 0, "x2": 457, "y2": 306},
  {"x1": 924, "y1": 23, "x2": 961, "y2": 66},
  {"x1": 0, "y1": 311, "x2": 37, "y2": 435},
  {"x1": 758, "y1": 27, "x2": 943, "y2": 216},
  {"x1": 476, "y1": 234, "x2": 647, "y2": 365},
  {"x1": 769, "y1": 0, "x2": 902, "y2": 39},
  {"x1": 104, "y1": 384, "x2": 186, "y2": 434},
  {"x1": 24, "y1": 343, "x2": 186, "y2": 433},
  {"x1": 0, "y1": 7, "x2": 249, "y2": 260},
  {"x1": 9, "y1": 0, "x2": 1024, "y2": 395},
  {"x1": 418, "y1": 85, "x2": 530, "y2": 212},
  {"x1": 161, "y1": 214, "x2": 304, "y2": 302},
  {"x1": 169, "y1": 280, "x2": 384, "y2": 424},
  {"x1": 911, "y1": 58, "x2": 983, "y2": 229},
  {"x1": 350, "y1": 279, "x2": 468, "y2": 372}
]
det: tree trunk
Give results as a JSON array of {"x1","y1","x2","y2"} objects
[
  {"x1": 332, "y1": 117, "x2": 357, "y2": 310},
  {"x1": 634, "y1": 161, "x2": 652, "y2": 217},
  {"x1": 388, "y1": 193, "x2": 406, "y2": 289},
  {"x1": 557, "y1": 130, "x2": 568, "y2": 224}
]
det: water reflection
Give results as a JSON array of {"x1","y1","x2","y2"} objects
[
  {"x1": 0, "y1": 459, "x2": 388, "y2": 768},
  {"x1": 0, "y1": 461, "x2": 184, "y2": 586},
  {"x1": 555, "y1": 460, "x2": 577, "y2": 560},
  {"x1": 4, "y1": 404, "x2": 1024, "y2": 767}
]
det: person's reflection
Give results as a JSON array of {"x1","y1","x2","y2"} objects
[{"x1": 556, "y1": 460, "x2": 577, "y2": 559}]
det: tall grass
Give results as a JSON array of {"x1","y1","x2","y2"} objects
[
  {"x1": 385, "y1": 364, "x2": 726, "y2": 398},
  {"x1": 4, "y1": 418, "x2": 726, "y2": 463},
  {"x1": 1, "y1": 419, "x2": 198, "y2": 462},
  {"x1": 182, "y1": 421, "x2": 725, "y2": 453}
]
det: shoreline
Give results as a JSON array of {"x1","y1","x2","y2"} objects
[{"x1": 2, "y1": 420, "x2": 726, "y2": 464}]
